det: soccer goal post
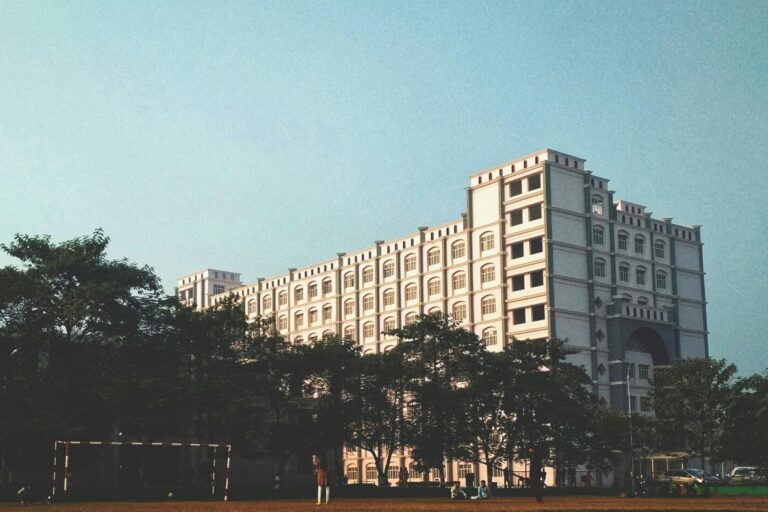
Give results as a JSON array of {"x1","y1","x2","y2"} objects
[{"x1": 51, "y1": 440, "x2": 232, "y2": 502}]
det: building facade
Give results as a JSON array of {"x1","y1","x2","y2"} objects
[{"x1": 176, "y1": 148, "x2": 707, "y2": 486}]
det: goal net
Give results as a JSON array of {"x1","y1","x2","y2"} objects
[{"x1": 51, "y1": 440, "x2": 232, "y2": 502}]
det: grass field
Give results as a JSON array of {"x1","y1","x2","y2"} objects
[{"x1": 1, "y1": 496, "x2": 768, "y2": 512}]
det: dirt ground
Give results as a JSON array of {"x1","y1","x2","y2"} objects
[{"x1": 2, "y1": 496, "x2": 768, "y2": 512}]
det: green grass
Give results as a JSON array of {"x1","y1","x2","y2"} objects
[{"x1": 711, "y1": 485, "x2": 768, "y2": 496}]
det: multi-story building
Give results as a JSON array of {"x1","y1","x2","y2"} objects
[{"x1": 176, "y1": 148, "x2": 707, "y2": 487}]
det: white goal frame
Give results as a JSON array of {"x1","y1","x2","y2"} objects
[{"x1": 51, "y1": 440, "x2": 232, "y2": 501}]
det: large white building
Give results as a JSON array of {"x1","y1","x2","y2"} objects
[{"x1": 177, "y1": 148, "x2": 707, "y2": 486}]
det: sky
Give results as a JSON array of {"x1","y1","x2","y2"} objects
[{"x1": 1, "y1": 1, "x2": 766, "y2": 375}]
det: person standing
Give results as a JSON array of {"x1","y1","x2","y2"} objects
[{"x1": 313, "y1": 454, "x2": 330, "y2": 505}]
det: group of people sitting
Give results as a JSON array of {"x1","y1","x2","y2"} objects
[{"x1": 450, "y1": 480, "x2": 492, "y2": 500}]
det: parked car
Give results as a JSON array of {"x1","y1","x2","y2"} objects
[
  {"x1": 729, "y1": 467, "x2": 767, "y2": 486},
  {"x1": 656, "y1": 469, "x2": 719, "y2": 486}
]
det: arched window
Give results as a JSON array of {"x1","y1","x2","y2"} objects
[
  {"x1": 382, "y1": 344, "x2": 394, "y2": 352},
  {"x1": 404, "y1": 254, "x2": 417, "y2": 273},
  {"x1": 295, "y1": 311, "x2": 304, "y2": 328},
  {"x1": 591, "y1": 195, "x2": 604, "y2": 215},
  {"x1": 365, "y1": 464, "x2": 377, "y2": 482},
  {"x1": 427, "y1": 248, "x2": 441, "y2": 266},
  {"x1": 656, "y1": 270, "x2": 667, "y2": 289},
  {"x1": 428, "y1": 307, "x2": 441, "y2": 314},
  {"x1": 592, "y1": 226, "x2": 605, "y2": 246},
  {"x1": 278, "y1": 290, "x2": 288, "y2": 306},
  {"x1": 308, "y1": 334, "x2": 318, "y2": 344},
  {"x1": 322, "y1": 329, "x2": 333, "y2": 338},
  {"x1": 362, "y1": 266, "x2": 374, "y2": 284},
  {"x1": 481, "y1": 296, "x2": 496, "y2": 316},
  {"x1": 363, "y1": 322, "x2": 375, "y2": 339},
  {"x1": 383, "y1": 289, "x2": 395, "y2": 307},
  {"x1": 594, "y1": 258, "x2": 606, "y2": 278},
  {"x1": 309, "y1": 282, "x2": 318, "y2": 298},
  {"x1": 405, "y1": 284, "x2": 417, "y2": 302},
  {"x1": 451, "y1": 240, "x2": 466, "y2": 260},
  {"x1": 308, "y1": 308, "x2": 318, "y2": 325},
  {"x1": 480, "y1": 232, "x2": 495, "y2": 252},
  {"x1": 363, "y1": 294, "x2": 374, "y2": 312},
  {"x1": 636, "y1": 266, "x2": 647, "y2": 285},
  {"x1": 322, "y1": 278, "x2": 332, "y2": 295},
  {"x1": 343, "y1": 325, "x2": 354, "y2": 340},
  {"x1": 344, "y1": 272, "x2": 355, "y2": 289},
  {"x1": 634, "y1": 235, "x2": 645, "y2": 254},
  {"x1": 263, "y1": 295, "x2": 272, "y2": 310},
  {"x1": 346, "y1": 466, "x2": 358, "y2": 482},
  {"x1": 637, "y1": 296, "x2": 649, "y2": 305},
  {"x1": 383, "y1": 317, "x2": 396, "y2": 333},
  {"x1": 294, "y1": 286, "x2": 304, "y2": 303},
  {"x1": 452, "y1": 271, "x2": 466, "y2": 291},
  {"x1": 247, "y1": 299, "x2": 257, "y2": 314},
  {"x1": 383, "y1": 260, "x2": 395, "y2": 278},
  {"x1": 482, "y1": 328, "x2": 498, "y2": 346},
  {"x1": 617, "y1": 230, "x2": 629, "y2": 250},
  {"x1": 619, "y1": 263, "x2": 630, "y2": 282},
  {"x1": 405, "y1": 312, "x2": 417, "y2": 325},
  {"x1": 322, "y1": 304, "x2": 332, "y2": 323},
  {"x1": 277, "y1": 315, "x2": 287, "y2": 331},
  {"x1": 654, "y1": 240, "x2": 666, "y2": 258},
  {"x1": 452, "y1": 302, "x2": 467, "y2": 322},
  {"x1": 294, "y1": 337, "x2": 303, "y2": 345},
  {"x1": 427, "y1": 278, "x2": 440, "y2": 297},
  {"x1": 344, "y1": 299, "x2": 355, "y2": 317},
  {"x1": 480, "y1": 264, "x2": 495, "y2": 285}
]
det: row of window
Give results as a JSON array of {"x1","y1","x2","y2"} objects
[
  {"x1": 592, "y1": 227, "x2": 666, "y2": 258},
  {"x1": 511, "y1": 270, "x2": 544, "y2": 291},
  {"x1": 511, "y1": 304, "x2": 546, "y2": 325},
  {"x1": 510, "y1": 237, "x2": 544, "y2": 259},
  {"x1": 509, "y1": 173, "x2": 542, "y2": 197},
  {"x1": 593, "y1": 259, "x2": 668, "y2": 289},
  {"x1": 509, "y1": 203, "x2": 543, "y2": 226}
]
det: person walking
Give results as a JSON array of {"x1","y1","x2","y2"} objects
[{"x1": 313, "y1": 454, "x2": 330, "y2": 505}]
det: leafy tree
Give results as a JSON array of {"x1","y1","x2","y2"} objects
[
  {"x1": 499, "y1": 338, "x2": 592, "y2": 491},
  {"x1": 346, "y1": 350, "x2": 408, "y2": 485},
  {"x1": 723, "y1": 371, "x2": 768, "y2": 468},
  {"x1": 454, "y1": 349, "x2": 510, "y2": 481},
  {"x1": 652, "y1": 357, "x2": 736, "y2": 471},
  {"x1": 391, "y1": 313, "x2": 485, "y2": 483}
]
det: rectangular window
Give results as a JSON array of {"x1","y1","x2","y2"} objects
[
  {"x1": 627, "y1": 363, "x2": 635, "y2": 379},
  {"x1": 309, "y1": 310, "x2": 318, "y2": 324},
  {"x1": 512, "y1": 274, "x2": 525, "y2": 291},
  {"x1": 528, "y1": 204, "x2": 542, "y2": 221},
  {"x1": 510, "y1": 209, "x2": 523, "y2": 226},
  {"x1": 452, "y1": 273, "x2": 466, "y2": 290},
  {"x1": 451, "y1": 242, "x2": 465, "y2": 260},
  {"x1": 530, "y1": 270, "x2": 544, "y2": 287},
  {"x1": 592, "y1": 228, "x2": 604, "y2": 245},
  {"x1": 309, "y1": 284, "x2": 318, "y2": 298},
  {"x1": 213, "y1": 284, "x2": 225, "y2": 295},
  {"x1": 640, "y1": 396, "x2": 652, "y2": 413},
  {"x1": 619, "y1": 266, "x2": 629, "y2": 282},
  {"x1": 656, "y1": 272, "x2": 667, "y2": 289},
  {"x1": 634, "y1": 238, "x2": 645, "y2": 254},
  {"x1": 630, "y1": 396, "x2": 638, "y2": 412},
  {"x1": 531, "y1": 304, "x2": 545, "y2": 321},
  {"x1": 639, "y1": 364, "x2": 650, "y2": 380},
  {"x1": 511, "y1": 242, "x2": 525, "y2": 259},
  {"x1": 591, "y1": 197, "x2": 603, "y2": 215},
  {"x1": 528, "y1": 174, "x2": 541, "y2": 190},
  {"x1": 322, "y1": 280, "x2": 332, "y2": 294},
  {"x1": 509, "y1": 180, "x2": 522, "y2": 196},
  {"x1": 636, "y1": 269, "x2": 646, "y2": 285},
  {"x1": 480, "y1": 266, "x2": 495, "y2": 284},
  {"x1": 618, "y1": 233, "x2": 628, "y2": 250},
  {"x1": 529, "y1": 237, "x2": 543, "y2": 254},
  {"x1": 655, "y1": 241, "x2": 665, "y2": 258},
  {"x1": 594, "y1": 260, "x2": 606, "y2": 278},
  {"x1": 512, "y1": 308, "x2": 526, "y2": 325},
  {"x1": 323, "y1": 307, "x2": 332, "y2": 322}
]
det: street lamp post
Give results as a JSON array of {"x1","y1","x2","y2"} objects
[
  {"x1": 627, "y1": 362, "x2": 635, "y2": 496},
  {"x1": 1, "y1": 348, "x2": 20, "y2": 477}
]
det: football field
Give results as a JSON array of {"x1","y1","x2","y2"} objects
[{"x1": 1, "y1": 496, "x2": 767, "y2": 512}]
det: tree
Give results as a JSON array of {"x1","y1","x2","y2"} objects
[
  {"x1": 652, "y1": 357, "x2": 736, "y2": 471},
  {"x1": 0, "y1": 229, "x2": 164, "y2": 482},
  {"x1": 346, "y1": 350, "x2": 408, "y2": 486},
  {"x1": 454, "y1": 349, "x2": 510, "y2": 481},
  {"x1": 723, "y1": 371, "x2": 768, "y2": 468},
  {"x1": 390, "y1": 313, "x2": 485, "y2": 483},
  {"x1": 499, "y1": 338, "x2": 593, "y2": 492}
]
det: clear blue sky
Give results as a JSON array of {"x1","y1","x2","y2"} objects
[{"x1": 1, "y1": 1, "x2": 766, "y2": 375}]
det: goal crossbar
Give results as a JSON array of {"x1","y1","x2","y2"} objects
[{"x1": 51, "y1": 440, "x2": 233, "y2": 501}]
